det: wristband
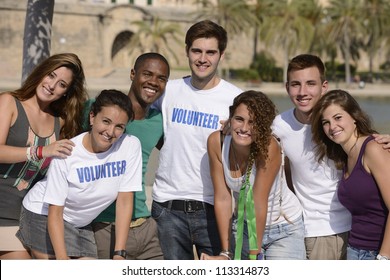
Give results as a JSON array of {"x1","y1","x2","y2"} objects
[
  {"x1": 37, "y1": 146, "x2": 43, "y2": 159},
  {"x1": 113, "y1": 250, "x2": 127, "y2": 259},
  {"x1": 26, "y1": 147, "x2": 32, "y2": 161},
  {"x1": 219, "y1": 250, "x2": 233, "y2": 260}
]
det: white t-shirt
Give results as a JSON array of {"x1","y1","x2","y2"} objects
[
  {"x1": 272, "y1": 109, "x2": 351, "y2": 237},
  {"x1": 222, "y1": 135, "x2": 302, "y2": 226},
  {"x1": 23, "y1": 132, "x2": 142, "y2": 228},
  {"x1": 152, "y1": 77, "x2": 242, "y2": 204}
]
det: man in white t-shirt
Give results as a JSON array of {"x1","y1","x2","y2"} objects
[
  {"x1": 272, "y1": 54, "x2": 351, "y2": 259},
  {"x1": 151, "y1": 20, "x2": 242, "y2": 259}
]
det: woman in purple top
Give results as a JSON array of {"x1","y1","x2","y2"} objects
[{"x1": 311, "y1": 89, "x2": 390, "y2": 260}]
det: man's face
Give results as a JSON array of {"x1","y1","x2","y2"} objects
[
  {"x1": 286, "y1": 66, "x2": 328, "y2": 123},
  {"x1": 187, "y1": 37, "x2": 223, "y2": 84},
  {"x1": 130, "y1": 58, "x2": 169, "y2": 106}
]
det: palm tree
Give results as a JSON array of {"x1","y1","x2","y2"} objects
[
  {"x1": 193, "y1": 0, "x2": 259, "y2": 38},
  {"x1": 324, "y1": 0, "x2": 365, "y2": 86},
  {"x1": 22, "y1": 0, "x2": 55, "y2": 83},
  {"x1": 260, "y1": 0, "x2": 315, "y2": 83},
  {"x1": 361, "y1": 0, "x2": 390, "y2": 80},
  {"x1": 127, "y1": 17, "x2": 183, "y2": 65}
]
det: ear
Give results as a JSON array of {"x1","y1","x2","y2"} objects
[
  {"x1": 89, "y1": 111, "x2": 95, "y2": 126},
  {"x1": 130, "y1": 69, "x2": 135, "y2": 81}
]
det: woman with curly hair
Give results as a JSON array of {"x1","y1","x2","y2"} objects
[
  {"x1": 201, "y1": 90, "x2": 304, "y2": 260},
  {"x1": 311, "y1": 89, "x2": 390, "y2": 260},
  {"x1": 0, "y1": 53, "x2": 88, "y2": 259}
]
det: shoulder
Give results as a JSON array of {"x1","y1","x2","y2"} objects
[
  {"x1": 220, "y1": 79, "x2": 242, "y2": 93},
  {"x1": 0, "y1": 92, "x2": 15, "y2": 103}
]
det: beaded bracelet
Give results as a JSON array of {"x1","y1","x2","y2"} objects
[{"x1": 26, "y1": 147, "x2": 32, "y2": 161}]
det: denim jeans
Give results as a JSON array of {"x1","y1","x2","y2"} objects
[
  {"x1": 232, "y1": 215, "x2": 306, "y2": 260},
  {"x1": 347, "y1": 245, "x2": 378, "y2": 260},
  {"x1": 151, "y1": 201, "x2": 221, "y2": 260}
]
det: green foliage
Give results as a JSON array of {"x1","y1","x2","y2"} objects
[{"x1": 250, "y1": 51, "x2": 283, "y2": 82}]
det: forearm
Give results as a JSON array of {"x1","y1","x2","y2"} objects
[
  {"x1": 48, "y1": 206, "x2": 68, "y2": 259},
  {"x1": 114, "y1": 193, "x2": 132, "y2": 251},
  {"x1": 214, "y1": 198, "x2": 232, "y2": 251},
  {"x1": 0, "y1": 145, "x2": 32, "y2": 164}
]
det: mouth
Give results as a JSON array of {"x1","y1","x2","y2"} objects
[
  {"x1": 42, "y1": 86, "x2": 53, "y2": 95},
  {"x1": 236, "y1": 131, "x2": 251, "y2": 138},
  {"x1": 143, "y1": 87, "x2": 158, "y2": 96},
  {"x1": 101, "y1": 133, "x2": 113, "y2": 142},
  {"x1": 296, "y1": 97, "x2": 310, "y2": 106},
  {"x1": 331, "y1": 130, "x2": 342, "y2": 138}
]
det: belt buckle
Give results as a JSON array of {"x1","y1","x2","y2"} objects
[{"x1": 184, "y1": 200, "x2": 196, "y2": 213}]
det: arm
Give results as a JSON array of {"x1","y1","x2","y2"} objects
[
  {"x1": 0, "y1": 93, "x2": 30, "y2": 163},
  {"x1": 252, "y1": 137, "x2": 282, "y2": 256},
  {"x1": 364, "y1": 142, "x2": 390, "y2": 257},
  {"x1": 113, "y1": 192, "x2": 133, "y2": 260},
  {"x1": 0, "y1": 93, "x2": 74, "y2": 163},
  {"x1": 201, "y1": 131, "x2": 232, "y2": 260},
  {"x1": 48, "y1": 204, "x2": 69, "y2": 260}
]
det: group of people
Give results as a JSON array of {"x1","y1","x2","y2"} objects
[{"x1": 0, "y1": 20, "x2": 389, "y2": 261}]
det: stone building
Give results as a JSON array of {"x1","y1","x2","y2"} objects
[{"x1": 0, "y1": 0, "x2": 253, "y2": 80}]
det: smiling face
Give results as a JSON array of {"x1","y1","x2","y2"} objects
[
  {"x1": 130, "y1": 58, "x2": 169, "y2": 107},
  {"x1": 186, "y1": 37, "x2": 224, "y2": 89},
  {"x1": 36, "y1": 66, "x2": 73, "y2": 103},
  {"x1": 230, "y1": 103, "x2": 254, "y2": 148},
  {"x1": 321, "y1": 103, "x2": 357, "y2": 147},
  {"x1": 286, "y1": 66, "x2": 328, "y2": 124},
  {"x1": 87, "y1": 105, "x2": 129, "y2": 153}
]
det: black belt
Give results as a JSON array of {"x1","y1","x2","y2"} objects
[{"x1": 156, "y1": 200, "x2": 212, "y2": 213}]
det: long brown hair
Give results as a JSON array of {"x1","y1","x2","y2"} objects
[
  {"x1": 11, "y1": 53, "x2": 88, "y2": 139},
  {"x1": 311, "y1": 89, "x2": 377, "y2": 169}
]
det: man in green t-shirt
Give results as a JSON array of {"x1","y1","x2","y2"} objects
[{"x1": 84, "y1": 53, "x2": 170, "y2": 259}]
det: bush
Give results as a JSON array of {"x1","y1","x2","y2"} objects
[{"x1": 250, "y1": 51, "x2": 283, "y2": 82}]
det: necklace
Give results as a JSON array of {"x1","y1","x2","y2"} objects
[{"x1": 230, "y1": 141, "x2": 248, "y2": 184}]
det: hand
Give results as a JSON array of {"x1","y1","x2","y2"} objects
[
  {"x1": 43, "y1": 139, "x2": 75, "y2": 159},
  {"x1": 373, "y1": 133, "x2": 390, "y2": 152},
  {"x1": 220, "y1": 119, "x2": 231, "y2": 136},
  {"x1": 200, "y1": 252, "x2": 229, "y2": 260}
]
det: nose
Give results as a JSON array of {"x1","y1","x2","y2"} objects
[
  {"x1": 106, "y1": 124, "x2": 116, "y2": 136},
  {"x1": 48, "y1": 79, "x2": 57, "y2": 89},
  {"x1": 241, "y1": 121, "x2": 250, "y2": 132},
  {"x1": 199, "y1": 52, "x2": 207, "y2": 63}
]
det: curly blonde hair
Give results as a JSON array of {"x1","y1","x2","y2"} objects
[{"x1": 229, "y1": 90, "x2": 277, "y2": 161}]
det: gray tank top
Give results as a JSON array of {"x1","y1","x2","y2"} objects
[{"x1": 0, "y1": 97, "x2": 60, "y2": 226}]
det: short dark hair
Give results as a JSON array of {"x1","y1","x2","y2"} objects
[
  {"x1": 185, "y1": 20, "x2": 227, "y2": 54},
  {"x1": 91, "y1": 89, "x2": 134, "y2": 122},
  {"x1": 133, "y1": 52, "x2": 170, "y2": 77},
  {"x1": 287, "y1": 54, "x2": 326, "y2": 82}
]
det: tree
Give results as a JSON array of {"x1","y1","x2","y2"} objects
[
  {"x1": 127, "y1": 17, "x2": 183, "y2": 65},
  {"x1": 361, "y1": 0, "x2": 390, "y2": 78},
  {"x1": 22, "y1": 0, "x2": 55, "y2": 83},
  {"x1": 324, "y1": 0, "x2": 365, "y2": 86},
  {"x1": 260, "y1": 0, "x2": 315, "y2": 83}
]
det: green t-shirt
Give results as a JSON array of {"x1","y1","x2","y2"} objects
[{"x1": 82, "y1": 99, "x2": 163, "y2": 221}]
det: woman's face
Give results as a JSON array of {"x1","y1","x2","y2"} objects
[
  {"x1": 36, "y1": 66, "x2": 73, "y2": 103},
  {"x1": 230, "y1": 103, "x2": 253, "y2": 147},
  {"x1": 321, "y1": 103, "x2": 357, "y2": 146},
  {"x1": 88, "y1": 105, "x2": 129, "y2": 153}
]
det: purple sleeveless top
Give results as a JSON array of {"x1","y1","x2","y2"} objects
[{"x1": 338, "y1": 135, "x2": 388, "y2": 250}]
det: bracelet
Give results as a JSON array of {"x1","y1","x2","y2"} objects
[
  {"x1": 219, "y1": 250, "x2": 233, "y2": 260},
  {"x1": 37, "y1": 146, "x2": 43, "y2": 159},
  {"x1": 26, "y1": 147, "x2": 32, "y2": 161}
]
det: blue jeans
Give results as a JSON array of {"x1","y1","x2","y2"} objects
[
  {"x1": 347, "y1": 245, "x2": 378, "y2": 260},
  {"x1": 232, "y1": 215, "x2": 306, "y2": 260},
  {"x1": 151, "y1": 201, "x2": 220, "y2": 260}
]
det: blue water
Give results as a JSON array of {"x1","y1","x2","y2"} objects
[{"x1": 269, "y1": 95, "x2": 390, "y2": 134}]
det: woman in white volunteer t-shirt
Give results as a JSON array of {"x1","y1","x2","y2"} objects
[{"x1": 17, "y1": 89, "x2": 142, "y2": 259}]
